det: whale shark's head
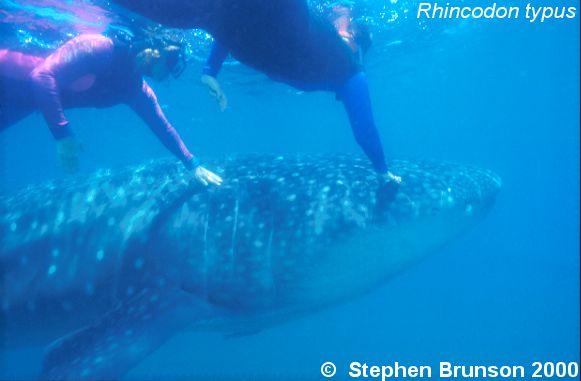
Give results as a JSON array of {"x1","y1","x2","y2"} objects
[{"x1": 271, "y1": 156, "x2": 502, "y2": 308}]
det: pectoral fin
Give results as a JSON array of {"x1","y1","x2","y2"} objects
[{"x1": 39, "y1": 287, "x2": 212, "y2": 381}]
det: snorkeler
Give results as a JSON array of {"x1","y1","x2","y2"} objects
[
  {"x1": 0, "y1": 34, "x2": 222, "y2": 186},
  {"x1": 201, "y1": 1, "x2": 400, "y2": 183},
  {"x1": 111, "y1": 0, "x2": 401, "y2": 184}
]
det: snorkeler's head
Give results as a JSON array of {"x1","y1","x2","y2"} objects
[
  {"x1": 135, "y1": 44, "x2": 186, "y2": 81},
  {"x1": 327, "y1": 1, "x2": 372, "y2": 57}
]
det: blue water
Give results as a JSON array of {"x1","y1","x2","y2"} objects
[{"x1": 0, "y1": 1, "x2": 579, "y2": 380}]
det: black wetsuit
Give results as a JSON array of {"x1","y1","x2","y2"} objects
[
  {"x1": 113, "y1": 0, "x2": 356, "y2": 82},
  {"x1": 113, "y1": 0, "x2": 388, "y2": 173}
]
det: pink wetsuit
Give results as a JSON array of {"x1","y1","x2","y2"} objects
[{"x1": 0, "y1": 34, "x2": 197, "y2": 169}]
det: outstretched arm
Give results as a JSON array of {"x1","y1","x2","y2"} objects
[
  {"x1": 201, "y1": 40, "x2": 229, "y2": 111},
  {"x1": 128, "y1": 80, "x2": 197, "y2": 168},
  {"x1": 128, "y1": 80, "x2": 222, "y2": 185},
  {"x1": 337, "y1": 72, "x2": 392, "y2": 176}
]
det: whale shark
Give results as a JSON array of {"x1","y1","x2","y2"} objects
[{"x1": 0, "y1": 154, "x2": 501, "y2": 380}]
